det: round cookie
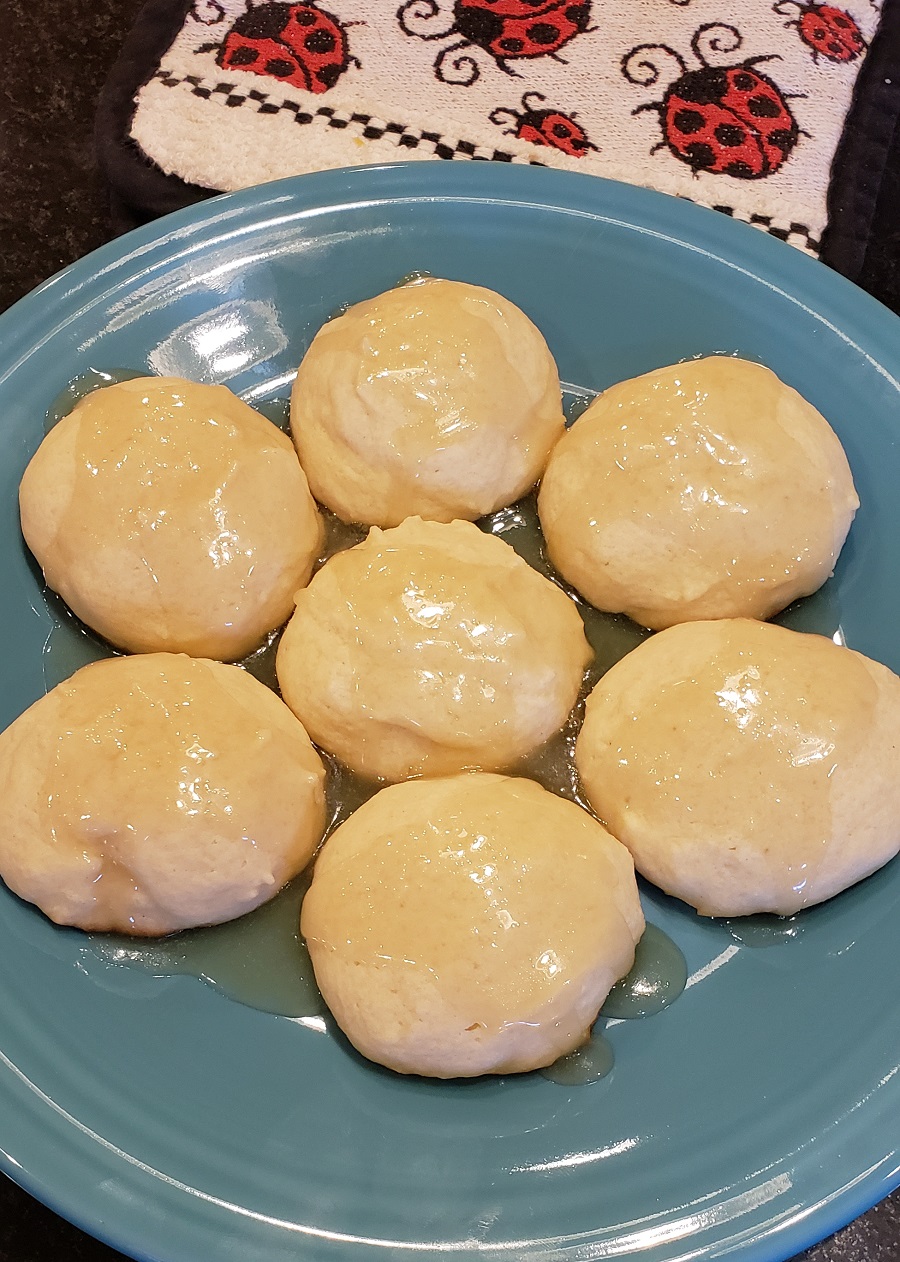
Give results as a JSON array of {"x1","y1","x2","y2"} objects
[
  {"x1": 19, "y1": 376, "x2": 323, "y2": 660},
  {"x1": 538, "y1": 357, "x2": 859, "y2": 629},
  {"x1": 290, "y1": 277, "x2": 565, "y2": 526},
  {"x1": 301, "y1": 773, "x2": 644, "y2": 1077},
  {"x1": 0, "y1": 654, "x2": 327, "y2": 935},
  {"x1": 276, "y1": 516, "x2": 592, "y2": 782},
  {"x1": 575, "y1": 619, "x2": 900, "y2": 917}
]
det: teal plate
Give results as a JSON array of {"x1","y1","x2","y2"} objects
[{"x1": 2, "y1": 163, "x2": 900, "y2": 1262}]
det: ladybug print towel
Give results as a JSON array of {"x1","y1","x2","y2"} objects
[{"x1": 129, "y1": 0, "x2": 884, "y2": 255}]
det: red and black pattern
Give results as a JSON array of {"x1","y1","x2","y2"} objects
[
  {"x1": 489, "y1": 92, "x2": 596, "y2": 155},
  {"x1": 397, "y1": 0, "x2": 592, "y2": 85},
  {"x1": 191, "y1": 0, "x2": 226, "y2": 23},
  {"x1": 623, "y1": 24, "x2": 803, "y2": 179},
  {"x1": 199, "y1": 2, "x2": 360, "y2": 93},
  {"x1": 774, "y1": 2, "x2": 866, "y2": 62}
]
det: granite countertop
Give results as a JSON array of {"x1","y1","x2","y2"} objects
[
  {"x1": 2, "y1": 2, "x2": 900, "y2": 1260},
  {"x1": 1, "y1": 2, "x2": 134, "y2": 311}
]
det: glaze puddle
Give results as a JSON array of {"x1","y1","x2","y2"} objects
[
  {"x1": 42, "y1": 594, "x2": 121, "y2": 692},
  {"x1": 602, "y1": 924, "x2": 688, "y2": 1019},
  {"x1": 720, "y1": 913, "x2": 805, "y2": 948},
  {"x1": 86, "y1": 762, "x2": 379, "y2": 1017},
  {"x1": 538, "y1": 923, "x2": 688, "y2": 1085},
  {"x1": 541, "y1": 1032, "x2": 615, "y2": 1085},
  {"x1": 39, "y1": 379, "x2": 689, "y2": 1071},
  {"x1": 89, "y1": 876, "x2": 325, "y2": 1018},
  {"x1": 481, "y1": 490, "x2": 651, "y2": 681},
  {"x1": 45, "y1": 367, "x2": 147, "y2": 432},
  {"x1": 254, "y1": 396, "x2": 290, "y2": 431}
]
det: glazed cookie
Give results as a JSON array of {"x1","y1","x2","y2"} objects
[
  {"x1": 301, "y1": 773, "x2": 644, "y2": 1077},
  {"x1": 575, "y1": 619, "x2": 900, "y2": 917},
  {"x1": 538, "y1": 357, "x2": 858, "y2": 629},
  {"x1": 291, "y1": 277, "x2": 565, "y2": 526},
  {"x1": 20, "y1": 376, "x2": 323, "y2": 660},
  {"x1": 0, "y1": 653, "x2": 327, "y2": 935},
  {"x1": 276, "y1": 516, "x2": 592, "y2": 781}
]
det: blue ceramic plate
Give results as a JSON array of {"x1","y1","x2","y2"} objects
[{"x1": 2, "y1": 164, "x2": 900, "y2": 1262}]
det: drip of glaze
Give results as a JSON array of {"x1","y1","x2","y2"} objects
[
  {"x1": 85, "y1": 758, "x2": 380, "y2": 1016},
  {"x1": 253, "y1": 396, "x2": 291, "y2": 433},
  {"x1": 396, "y1": 270, "x2": 433, "y2": 288},
  {"x1": 540, "y1": 1031, "x2": 615, "y2": 1085},
  {"x1": 539, "y1": 924, "x2": 687, "y2": 1086},
  {"x1": 42, "y1": 594, "x2": 120, "y2": 692},
  {"x1": 601, "y1": 923, "x2": 688, "y2": 1018},
  {"x1": 89, "y1": 875, "x2": 325, "y2": 1018},
  {"x1": 480, "y1": 382, "x2": 652, "y2": 676},
  {"x1": 490, "y1": 489, "x2": 650, "y2": 813},
  {"x1": 561, "y1": 381, "x2": 596, "y2": 427},
  {"x1": 318, "y1": 510, "x2": 367, "y2": 566},
  {"x1": 240, "y1": 627, "x2": 282, "y2": 691},
  {"x1": 775, "y1": 579, "x2": 844, "y2": 641},
  {"x1": 45, "y1": 367, "x2": 147, "y2": 432},
  {"x1": 480, "y1": 490, "x2": 651, "y2": 676},
  {"x1": 719, "y1": 913, "x2": 805, "y2": 947}
]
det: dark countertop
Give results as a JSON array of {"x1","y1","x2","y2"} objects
[
  {"x1": 2, "y1": 3, "x2": 900, "y2": 1260},
  {"x1": 2, "y1": 1, "x2": 141, "y2": 312}
]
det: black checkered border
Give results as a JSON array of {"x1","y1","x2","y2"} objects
[
  {"x1": 151, "y1": 72, "x2": 822, "y2": 252},
  {"x1": 709, "y1": 205, "x2": 821, "y2": 256},
  {"x1": 153, "y1": 70, "x2": 545, "y2": 166}
]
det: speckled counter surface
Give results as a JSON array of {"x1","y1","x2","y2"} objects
[{"x1": 2, "y1": 3, "x2": 900, "y2": 1260}]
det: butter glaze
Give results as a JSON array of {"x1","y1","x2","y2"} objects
[
  {"x1": 44, "y1": 367, "x2": 147, "y2": 433},
  {"x1": 276, "y1": 516, "x2": 592, "y2": 781},
  {"x1": 576, "y1": 618, "x2": 900, "y2": 917},
  {"x1": 30, "y1": 459, "x2": 688, "y2": 1072},
  {"x1": 20, "y1": 375, "x2": 323, "y2": 660},
  {"x1": 601, "y1": 923, "x2": 687, "y2": 1018},
  {"x1": 301, "y1": 773, "x2": 644, "y2": 1078},
  {"x1": 540, "y1": 1034, "x2": 615, "y2": 1085},
  {"x1": 539, "y1": 357, "x2": 859, "y2": 629},
  {"x1": 0, "y1": 653, "x2": 327, "y2": 934},
  {"x1": 291, "y1": 277, "x2": 565, "y2": 527}
]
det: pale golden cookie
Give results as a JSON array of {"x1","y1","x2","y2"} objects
[
  {"x1": 575, "y1": 619, "x2": 900, "y2": 917},
  {"x1": 301, "y1": 773, "x2": 644, "y2": 1077},
  {"x1": 0, "y1": 653, "x2": 327, "y2": 935},
  {"x1": 291, "y1": 277, "x2": 565, "y2": 526},
  {"x1": 20, "y1": 376, "x2": 323, "y2": 660},
  {"x1": 276, "y1": 517, "x2": 592, "y2": 781},
  {"x1": 539, "y1": 357, "x2": 858, "y2": 629}
]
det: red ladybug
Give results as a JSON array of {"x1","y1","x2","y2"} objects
[
  {"x1": 623, "y1": 23, "x2": 803, "y2": 179},
  {"x1": 457, "y1": 0, "x2": 572, "y2": 15},
  {"x1": 489, "y1": 92, "x2": 597, "y2": 156},
  {"x1": 397, "y1": 0, "x2": 593, "y2": 85},
  {"x1": 202, "y1": 2, "x2": 358, "y2": 93},
  {"x1": 774, "y1": 1, "x2": 866, "y2": 62}
]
